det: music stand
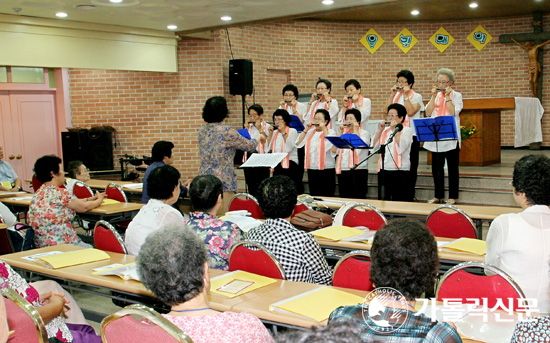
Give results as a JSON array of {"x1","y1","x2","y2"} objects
[
  {"x1": 289, "y1": 115, "x2": 305, "y2": 132},
  {"x1": 237, "y1": 128, "x2": 252, "y2": 140},
  {"x1": 325, "y1": 133, "x2": 371, "y2": 150}
]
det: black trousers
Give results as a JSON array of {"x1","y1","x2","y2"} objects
[
  {"x1": 307, "y1": 169, "x2": 336, "y2": 197},
  {"x1": 377, "y1": 170, "x2": 412, "y2": 202},
  {"x1": 409, "y1": 136, "x2": 420, "y2": 199},
  {"x1": 244, "y1": 166, "x2": 270, "y2": 198},
  {"x1": 274, "y1": 161, "x2": 303, "y2": 194},
  {"x1": 337, "y1": 169, "x2": 369, "y2": 199},
  {"x1": 432, "y1": 146, "x2": 460, "y2": 199}
]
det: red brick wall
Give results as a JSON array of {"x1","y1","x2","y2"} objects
[{"x1": 69, "y1": 14, "x2": 549, "y2": 177}]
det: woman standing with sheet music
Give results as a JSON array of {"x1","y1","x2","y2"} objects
[
  {"x1": 267, "y1": 109, "x2": 302, "y2": 194},
  {"x1": 331, "y1": 108, "x2": 370, "y2": 199}
]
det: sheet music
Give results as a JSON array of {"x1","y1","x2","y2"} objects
[{"x1": 240, "y1": 153, "x2": 288, "y2": 168}]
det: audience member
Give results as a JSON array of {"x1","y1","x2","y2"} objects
[
  {"x1": 329, "y1": 219, "x2": 461, "y2": 342},
  {"x1": 185, "y1": 175, "x2": 242, "y2": 270},
  {"x1": 66, "y1": 160, "x2": 91, "y2": 194},
  {"x1": 276, "y1": 321, "x2": 363, "y2": 343},
  {"x1": 28, "y1": 155, "x2": 103, "y2": 248},
  {"x1": 126, "y1": 165, "x2": 184, "y2": 255},
  {"x1": 486, "y1": 154, "x2": 550, "y2": 314},
  {"x1": 0, "y1": 146, "x2": 22, "y2": 192},
  {"x1": 137, "y1": 225, "x2": 273, "y2": 343},
  {"x1": 247, "y1": 176, "x2": 332, "y2": 285}
]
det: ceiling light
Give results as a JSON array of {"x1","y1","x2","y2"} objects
[
  {"x1": 110, "y1": 0, "x2": 123, "y2": 3},
  {"x1": 469, "y1": 2, "x2": 478, "y2": 8},
  {"x1": 411, "y1": 9, "x2": 420, "y2": 15},
  {"x1": 322, "y1": 0, "x2": 334, "y2": 5},
  {"x1": 56, "y1": 12, "x2": 68, "y2": 17},
  {"x1": 167, "y1": 25, "x2": 178, "y2": 30},
  {"x1": 221, "y1": 16, "x2": 232, "y2": 21}
]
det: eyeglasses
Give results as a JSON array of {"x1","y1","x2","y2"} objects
[
  {"x1": 396, "y1": 79, "x2": 408, "y2": 84},
  {"x1": 437, "y1": 80, "x2": 451, "y2": 85},
  {"x1": 316, "y1": 87, "x2": 328, "y2": 91},
  {"x1": 387, "y1": 114, "x2": 398, "y2": 118}
]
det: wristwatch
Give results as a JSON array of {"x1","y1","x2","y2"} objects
[{"x1": 404, "y1": 97, "x2": 409, "y2": 101}]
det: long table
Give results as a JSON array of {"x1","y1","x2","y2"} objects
[{"x1": 311, "y1": 196, "x2": 520, "y2": 238}]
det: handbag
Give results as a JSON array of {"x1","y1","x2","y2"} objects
[{"x1": 290, "y1": 209, "x2": 333, "y2": 232}]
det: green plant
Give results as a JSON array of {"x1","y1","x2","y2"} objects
[{"x1": 460, "y1": 122, "x2": 477, "y2": 141}]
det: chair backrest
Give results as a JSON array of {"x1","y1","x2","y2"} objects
[
  {"x1": 94, "y1": 220, "x2": 128, "y2": 254},
  {"x1": 332, "y1": 250, "x2": 373, "y2": 291},
  {"x1": 292, "y1": 199, "x2": 312, "y2": 218},
  {"x1": 337, "y1": 203, "x2": 387, "y2": 230},
  {"x1": 3, "y1": 287, "x2": 49, "y2": 343},
  {"x1": 31, "y1": 174, "x2": 43, "y2": 192},
  {"x1": 228, "y1": 241, "x2": 286, "y2": 279},
  {"x1": 436, "y1": 261, "x2": 528, "y2": 312},
  {"x1": 106, "y1": 182, "x2": 128, "y2": 203},
  {"x1": 426, "y1": 205, "x2": 477, "y2": 239},
  {"x1": 0, "y1": 213, "x2": 12, "y2": 254},
  {"x1": 101, "y1": 304, "x2": 193, "y2": 343},
  {"x1": 228, "y1": 193, "x2": 264, "y2": 219},
  {"x1": 72, "y1": 181, "x2": 94, "y2": 199}
]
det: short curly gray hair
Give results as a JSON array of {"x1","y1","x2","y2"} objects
[
  {"x1": 436, "y1": 68, "x2": 456, "y2": 83},
  {"x1": 137, "y1": 225, "x2": 208, "y2": 306}
]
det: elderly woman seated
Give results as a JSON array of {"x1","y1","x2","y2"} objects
[
  {"x1": 27, "y1": 155, "x2": 104, "y2": 248},
  {"x1": 185, "y1": 175, "x2": 243, "y2": 270},
  {"x1": 125, "y1": 165, "x2": 184, "y2": 255},
  {"x1": 329, "y1": 219, "x2": 461, "y2": 342},
  {"x1": 137, "y1": 225, "x2": 273, "y2": 343},
  {"x1": 65, "y1": 160, "x2": 91, "y2": 194}
]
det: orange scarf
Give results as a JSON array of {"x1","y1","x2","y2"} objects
[
  {"x1": 335, "y1": 128, "x2": 359, "y2": 174},
  {"x1": 377, "y1": 127, "x2": 402, "y2": 172},
  {"x1": 305, "y1": 130, "x2": 326, "y2": 170},
  {"x1": 284, "y1": 102, "x2": 298, "y2": 115},
  {"x1": 346, "y1": 95, "x2": 364, "y2": 110},
  {"x1": 393, "y1": 90, "x2": 415, "y2": 127},
  {"x1": 270, "y1": 126, "x2": 290, "y2": 169},
  {"x1": 309, "y1": 97, "x2": 333, "y2": 128},
  {"x1": 243, "y1": 121, "x2": 267, "y2": 162},
  {"x1": 433, "y1": 91, "x2": 453, "y2": 117}
]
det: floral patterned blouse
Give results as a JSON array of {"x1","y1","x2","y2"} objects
[
  {"x1": 0, "y1": 261, "x2": 73, "y2": 342},
  {"x1": 27, "y1": 183, "x2": 82, "y2": 247},
  {"x1": 185, "y1": 212, "x2": 243, "y2": 270},
  {"x1": 198, "y1": 123, "x2": 258, "y2": 192}
]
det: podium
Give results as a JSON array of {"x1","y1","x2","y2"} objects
[{"x1": 427, "y1": 98, "x2": 515, "y2": 167}]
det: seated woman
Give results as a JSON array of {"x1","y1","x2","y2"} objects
[
  {"x1": 267, "y1": 109, "x2": 301, "y2": 192},
  {"x1": 27, "y1": 155, "x2": 104, "y2": 248},
  {"x1": 295, "y1": 109, "x2": 337, "y2": 197},
  {"x1": 0, "y1": 260, "x2": 100, "y2": 343},
  {"x1": 486, "y1": 154, "x2": 550, "y2": 314},
  {"x1": 137, "y1": 225, "x2": 273, "y2": 343},
  {"x1": 331, "y1": 108, "x2": 370, "y2": 199},
  {"x1": 65, "y1": 160, "x2": 91, "y2": 194},
  {"x1": 329, "y1": 219, "x2": 461, "y2": 342},
  {"x1": 371, "y1": 103, "x2": 413, "y2": 202},
  {"x1": 125, "y1": 165, "x2": 184, "y2": 255},
  {"x1": 185, "y1": 175, "x2": 242, "y2": 270}
]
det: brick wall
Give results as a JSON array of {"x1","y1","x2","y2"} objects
[{"x1": 69, "y1": 14, "x2": 549, "y2": 177}]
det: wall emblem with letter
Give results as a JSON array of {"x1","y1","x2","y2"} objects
[{"x1": 429, "y1": 27, "x2": 454, "y2": 52}]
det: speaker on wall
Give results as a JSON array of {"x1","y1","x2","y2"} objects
[
  {"x1": 229, "y1": 59, "x2": 253, "y2": 96},
  {"x1": 61, "y1": 130, "x2": 113, "y2": 172}
]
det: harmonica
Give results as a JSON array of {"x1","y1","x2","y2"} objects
[
  {"x1": 313, "y1": 123, "x2": 320, "y2": 126},
  {"x1": 437, "y1": 88, "x2": 447, "y2": 92},
  {"x1": 385, "y1": 121, "x2": 391, "y2": 125},
  {"x1": 316, "y1": 94, "x2": 322, "y2": 100},
  {"x1": 396, "y1": 87, "x2": 403, "y2": 90},
  {"x1": 347, "y1": 96, "x2": 353, "y2": 99},
  {"x1": 284, "y1": 100, "x2": 292, "y2": 103},
  {"x1": 248, "y1": 121, "x2": 256, "y2": 125},
  {"x1": 273, "y1": 125, "x2": 279, "y2": 129},
  {"x1": 343, "y1": 123, "x2": 352, "y2": 127}
]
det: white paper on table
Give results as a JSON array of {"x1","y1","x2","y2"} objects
[
  {"x1": 240, "y1": 153, "x2": 288, "y2": 169},
  {"x1": 222, "y1": 215, "x2": 263, "y2": 233},
  {"x1": 122, "y1": 183, "x2": 143, "y2": 189},
  {"x1": 22, "y1": 251, "x2": 63, "y2": 261}
]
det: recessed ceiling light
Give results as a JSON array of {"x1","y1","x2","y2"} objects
[
  {"x1": 322, "y1": 0, "x2": 334, "y2": 5},
  {"x1": 110, "y1": 0, "x2": 123, "y2": 3},
  {"x1": 56, "y1": 12, "x2": 68, "y2": 17},
  {"x1": 221, "y1": 16, "x2": 232, "y2": 21},
  {"x1": 469, "y1": 2, "x2": 478, "y2": 8},
  {"x1": 411, "y1": 9, "x2": 420, "y2": 15},
  {"x1": 75, "y1": 4, "x2": 96, "y2": 10},
  {"x1": 167, "y1": 25, "x2": 178, "y2": 30}
]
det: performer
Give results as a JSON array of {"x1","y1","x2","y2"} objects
[
  {"x1": 337, "y1": 79, "x2": 371, "y2": 126},
  {"x1": 279, "y1": 84, "x2": 307, "y2": 123},
  {"x1": 267, "y1": 109, "x2": 302, "y2": 194},
  {"x1": 198, "y1": 96, "x2": 265, "y2": 214},
  {"x1": 242, "y1": 104, "x2": 271, "y2": 197},
  {"x1": 384, "y1": 70, "x2": 424, "y2": 200},
  {"x1": 371, "y1": 104, "x2": 413, "y2": 202},
  {"x1": 295, "y1": 109, "x2": 336, "y2": 197},
  {"x1": 424, "y1": 68, "x2": 463, "y2": 205},
  {"x1": 305, "y1": 79, "x2": 339, "y2": 128},
  {"x1": 331, "y1": 108, "x2": 370, "y2": 199}
]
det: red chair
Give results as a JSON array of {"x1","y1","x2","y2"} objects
[
  {"x1": 106, "y1": 182, "x2": 128, "y2": 203},
  {"x1": 72, "y1": 180, "x2": 94, "y2": 199},
  {"x1": 292, "y1": 199, "x2": 312, "y2": 218},
  {"x1": 436, "y1": 261, "x2": 528, "y2": 312},
  {"x1": 426, "y1": 205, "x2": 477, "y2": 239},
  {"x1": 228, "y1": 193, "x2": 264, "y2": 219},
  {"x1": 335, "y1": 203, "x2": 387, "y2": 230},
  {"x1": 93, "y1": 220, "x2": 127, "y2": 254},
  {"x1": 229, "y1": 241, "x2": 286, "y2": 279},
  {"x1": 332, "y1": 250, "x2": 373, "y2": 291},
  {"x1": 3, "y1": 287, "x2": 49, "y2": 343},
  {"x1": 31, "y1": 174, "x2": 43, "y2": 192},
  {"x1": 101, "y1": 304, "x2": 193, "y2": 343}
]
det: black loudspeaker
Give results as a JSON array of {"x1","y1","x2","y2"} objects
[
  {"x1": 61, "y1": 130, "x2": 113, "y2": 172},
  {"x1": 229, "y1": 59, "x2": 253, "y2": 96}
]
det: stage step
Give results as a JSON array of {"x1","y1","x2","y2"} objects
[{"x1": 236, "y1": 169, "x2": 515, "y2": 207}]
